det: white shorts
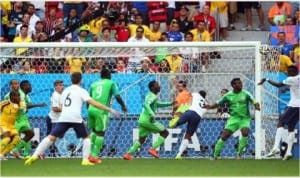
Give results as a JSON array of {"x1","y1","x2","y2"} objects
[{"x1": 211, "y1": 12, "x2": 228, "y2": 28}]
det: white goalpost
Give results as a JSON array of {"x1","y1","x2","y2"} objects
[{"x1": 1, "y1": 41, "x2": 284, "y2": 159}]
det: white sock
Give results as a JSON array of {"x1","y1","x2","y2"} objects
[
  {"x1": 33, "y1": 137, "x2": 53, "y2": 156},
  {"x1": 286, "y1": 132, "x2": 295, "y2": 155},
  {"x1": 177, "y1": 139, "x2": 189, "y2": 156},
  {"x1": 82, "y1": 138, "x2": 91, "y2": 160},
  {"x1": 273, "y1": 127, "x2": 284, "y2": 150}
]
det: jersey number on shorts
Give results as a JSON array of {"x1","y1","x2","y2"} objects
[{"x1": 64, "y1": 93, "x2": 72, "y2": 107}]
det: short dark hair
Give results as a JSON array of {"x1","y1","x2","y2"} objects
[
  {"x1": 184, "y1": 31, "x2": 193, "y2": 39},
  {"x1": 178, "y1": 80, "x2": 187, "y2": 87},
  {"x1": 199, "y1": 90, "x2": 206, "y2": 98},
  {"x1": 287, "y1": 65, "x2": 298, "y2": 72},
  {"x1": 9, "y1": 79, "x2": 18, "y2": 85},
  {"x1": 54, "y1": 80, "x2": 63, "y2": 87},
  {"x1": 71, "y1": 72, "x2": 82, "y2": 84},
  {"x1": 148, "y1": 80, "x2": 157, "y2": 91},
  {"x1": 20, "y1": 24, "x2": 28, "y2": 31},
  {"x1": 20, "y1": 80, "x2": 30, "y2": 89},
  {"x1": 102, "y1": 27, "x2": 111, "y2": 33},
  {"x1": 231, "y1": 78, "x2": 241, "y2": 86},
  {"x1": 101, "y1": 68, "x2": 111, "y2": 79},
  {"x1": 277, "y1": 32, "x2": 286, "y2": 36},
  {"x1": 136, "y1": 26, "x2": 144, "y2": 32}
]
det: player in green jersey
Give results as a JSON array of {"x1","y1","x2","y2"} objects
[
  {"x1": 5, "y1": 80, "x2": 46, "y2": 159},
  {"x1": 123, "y1": 80, "x2": 173, "y2": 160},
  {"x1": 87, "y1": 68, "x2": 127, "y2": 163},
  {"x1": 204, "y1": 78, "x2": 260, "y2": 159}
]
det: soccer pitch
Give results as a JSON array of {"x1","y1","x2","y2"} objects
[{"x1": 1, "y1": 158, "x2": 299, "y2": 176}]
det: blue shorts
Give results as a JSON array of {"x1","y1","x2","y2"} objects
[
  {"x1": 46, "y1": 116, "x2": 58, "y2": 135},
  {"x1": 50, "y1": 122, "x2": 88, "y2": 138},
  {"x1": 279, "y1": 107, "x2": 300, "y2": 130},
  {"x1": 177, "y1": 110, "x2": 201, "y2": 135}
]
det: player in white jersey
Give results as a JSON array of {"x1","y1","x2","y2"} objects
[
  {"x1": 47, "y1": 80, "x2": 64, "y2": 135},
  {"x1": 258, "y1": 65, "x2": 300, "y2": 160},
  {"x1": 169, "y1": 90, "x2": 208, "y2": 159},
  {"x1": 25, "y1": 72, "x2": 119, "y2": 166},
  {"x1": 44, "y1": 80, "x2": 64, "y2": 158}
]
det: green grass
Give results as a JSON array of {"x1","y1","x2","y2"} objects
[{"x1": 1, "y1": 158, "x2": 299, "y2": 176}]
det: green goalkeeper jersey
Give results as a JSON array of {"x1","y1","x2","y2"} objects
[
  {"x1": 139, "y1": 92, "x2": 172, "y2": 122},
  {"x1": 88, "y1": 79, "x2": 119, "y2": 110},
  {"x1": 216, "y1": 90, "x2": 256, "y2": 119}
]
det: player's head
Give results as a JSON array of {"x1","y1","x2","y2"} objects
[
  {"x1": 101, "y1": 68, "x2": 111, "y2": 79},
  {"x1": 54, "y1": 80, "x2": 64, "y2": 93},
  {"x1": 149, "y1": 80, "x2": 160, "y2": 94},
  {"x1": 177, "y1": 80, "x2": 187, "y2": 92},
  {"x1": 199, "y1": 90, "x2": 206, "y2": 98},
  {"x1": 10, "y1": 90, "x2": 20, "y2": 104},
  {"x1": 20, "y1": 80, "x2": 32, "y2": 93},
  {"x1": 231, "y1": 78, "x2": 242, "y2": 92},
  {"x1": 71, "y1": 72, "x2": 82, "y2": 85},
  {"x1": 9, "y1": 79, "x2": 19, "y2": 91},
  {"x1": 287, "y1": 65, "x2": 298, "y2": 76},
  {"x1": 221, "y1": 88, "x2": 229, "y2": 96}
]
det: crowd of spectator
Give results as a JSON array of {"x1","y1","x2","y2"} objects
[{"x1": 0, "y1": 1, "x2": 299, "y2": 74}]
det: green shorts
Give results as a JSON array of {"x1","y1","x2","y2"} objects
[
  {"x1": 15, "y1": 114, "x2": 31, "y2": 133},
  {"x1": 224, "y1": 117, "x2": 251, "y2": 133},
  {"x1": 87, "y1": 109, "x2": 109, "y2": 132},
  {"x1": 138, "y1": 116, "x2": 165, "y2": 138}
]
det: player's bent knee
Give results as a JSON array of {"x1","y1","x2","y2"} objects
[{"x1": 48, "y1": 135, "x2": 57, "y2": 142}]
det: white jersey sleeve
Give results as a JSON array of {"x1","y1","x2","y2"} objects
[
  {"x1": 283, "y1": 75, "x2": 300, "y2": 107},
  {"x1": 48, "y1": 91, "x2": 62, "y2": 122},
  {"x1": 58, "y1": 85, "x2": 91, "y2": 123},
  {"x1": 189, "y1": 93, "x2": 207, "y2": 118}
]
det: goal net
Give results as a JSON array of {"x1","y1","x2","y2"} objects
[{"x1": 0, "y1": 42, "x2": 288, "y2": 159}]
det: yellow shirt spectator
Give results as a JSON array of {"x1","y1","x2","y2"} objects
[
  {"x1": 279, "y1": 55, "x2": 293, "y2": 73},
  {"x1": 190, "y1": 29, "x2": 211, "y2": 42},
  {"x1": 66, "y1": 56, "x2": 86, "y2": 73},
  {"x1": 88, "y1": 17, "x2": 105, "y2": 36},
  {"x1": 13, "y1": 36, "x2": 33, "y2": 55},
  {"x1": 166, "y1": 55, "x2": 182, "y2": 73},
  {"x1": 149, "y1": 31, "x2": 162, "y2": 42},
  {"x1": 0, "y1": 1, "x2": 12, "y2": 25},
  {"x1": 210, "y1": 2, "x2": 228, "y2": 14},
  {"x1": 128, "y1": 24, "x2": 151, "y2": 39}
]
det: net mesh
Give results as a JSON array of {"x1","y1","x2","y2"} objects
[{"x1": 0, "y1": 42, "x2": 284, "y2": 159}]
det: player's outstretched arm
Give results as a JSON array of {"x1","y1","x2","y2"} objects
[
  {"x1": 27, "y1": 102, "x2": 47, "y2": 109},
  {"x1": 203, "y1": 103, "x2": 218, "y2": 110},
  {"x1": 115, "y1": 95, "x2": 127, "y2": 113},
  {"x1": 257, "y1": 78, "x2": 285, "y2": 88},
  {"x1": 87, "y1": 99, "x2": 119, "y2": 116}
]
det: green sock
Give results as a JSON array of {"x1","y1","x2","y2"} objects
[
  {"x1": 13, "y1": 140, "x2": 25, "y2": 152},
  {"x1": 237, "y1": 137, "x2": 248, "y2": 155},
  {"x1": 152, "y1": 136, "x2": 165, "y2": 149},
  {"x1": 91, "y1": 136, "x2": 104, "y2": 157},
  {"x1": 214, "y1": 139, "x2": 225, "y2": 158},
  {"x1": 127, "y1": 141, "x2": 141, "y2": 154},
  {"x1": 23, "y1": 141, "x2": 31, "y2": 157},
  {"x1": 90, "y1": 132, "x2": 97, "y2": 154}
]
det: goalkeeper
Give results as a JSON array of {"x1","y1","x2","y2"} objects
[
  {"x1": 123, "y1": 80, "x2": 173, "y2": 160},
  {"x1": 5, "y1": 80, "x2": 46, "y2": 159},
  {"x1": 0, "y1": 91, "x2": 25, "y2": 160},
  {"x1": 204, "y1": 78, "x2": 260, "y2": 159},
  {"x1": 169, "y1": 80, "x2": 192, "y2": 128}
]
